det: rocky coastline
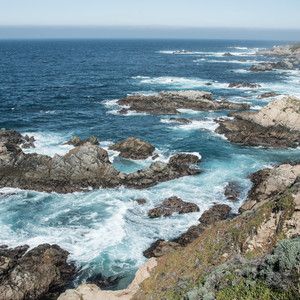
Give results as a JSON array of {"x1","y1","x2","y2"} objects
[
  {"x1": 116, "y1": 90, "x2": 249, "y2": 115},
  {"x1": 215, "y1": 96, "x2": 300, "y2": 148},
  {"x1": 0, "y1": 130, "x2": 201, "y2": 193}
]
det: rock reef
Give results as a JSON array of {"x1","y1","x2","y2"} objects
[
  {"x1": 0, "y1": 131, "x2": 201, "y2": 193},
  {"x1": 215, "y1": 96, "x2": 300, "y2": 148},
  {"x1": 116, "y1": 91, "x2": 250, "y2": 115}
]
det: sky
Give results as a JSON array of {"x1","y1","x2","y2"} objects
[{"x1": 1, "y1": 0, "x2": 300, "y2": 39}]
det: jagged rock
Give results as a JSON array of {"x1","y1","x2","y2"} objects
[
  {"x1": 228, "y1": 82, "x2": 262, "y2": 88},
  {"x1": 117, "y1": 91, "x2": 249, "y2": 115},
  {"x1": 224, "y1": 182, "x2": 241, "y2": 201},
  {"x1": 223, "y1": 52, "x2": 234, "y2": 57},
  {"x1": 143, "y1": 239, "x2": 183, "y2": 258},
  {"x1": 0, "y1": 128, "x2": 35, "y2": 149},
  {"x1": 169, "y1": 118, "x2": 192, "y2": 124},
  {"x1": 258, "y1": 92, "x2": 280, "y2": 98},
  {"x1": 215, "y1": 96, "x2": 300, "y2": 148},
  {"x1": 198, "y1": 204, "x2": 232, "y2": 226},
  {"x1": 168, "y1": 153, "x2": 201, "y2": 165},
  {"x1": 0, "y1": 132, "x2": 201, "y2": 193},
  {"x1": 0, "y1": 244, "x2": 75, "y2": 300},
  {"x1": 109, "y1": 137, "x2": 155, "y2": 159},
  {"x1": 64, "y1": 135, "x2": 99, "y2": 147},
  {"x1": 205, "y1": 82, "x2": 212, "y2": 86},
  {"x1": 148, "y1": 196, "x2": 199, "y2": 218}
]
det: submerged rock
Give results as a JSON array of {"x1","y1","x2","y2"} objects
[
  {"x1": 0, "y1": 132, "x2": 201, "y2": 193},
  {"x1": 224, "y1": 182, "x2": 241, "y2": 201},
  {"x1": 109, "y1": 137, "x2": 155, "y2": 159},
  {"x1": 148, "y1": 196, "x2": 199, "y2": 218},
  {"x1": 169, "y1": 117, "x2": 192, "y2": 124},
  {"x1": 117, "y1": 90, "x2": 249, "y2": 115},
  {"x1": 215, "y1": 96, "x2": 300, "y2": 148},
  {"x1": 0, "y1": 244, "x2": 75, "y2": 300}
]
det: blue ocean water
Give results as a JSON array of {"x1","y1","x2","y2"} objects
[{"x1": 1, "y1": 39, "x2": 300, "y2": 289}]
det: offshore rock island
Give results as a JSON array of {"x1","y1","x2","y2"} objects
[{"x1": 117, "y1": 90, "x2": 249, "y2": 115}]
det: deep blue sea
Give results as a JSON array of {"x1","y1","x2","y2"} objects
[{"x1": 1, "y1": 39, "x2": 300, "y2": 289}]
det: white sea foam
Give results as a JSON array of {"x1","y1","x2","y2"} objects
[
  {"x1": 167, "y1": 118, "x2": 219, "y2": 132},
  {"x1": 102, "y1": 99, "x2": 119, "y2": 107},
  {"x1": 21, "y1": 131, "x2": 73, "y2": 157}
]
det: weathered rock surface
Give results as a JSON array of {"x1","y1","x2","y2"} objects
[
  {"x1": 148, "y1": 196, "x2": 199, "y2": 218},
  {"x1": 109, "y1": 137, "x2": 155, "y2": 159},
  {"x1": 215, "y1": 96, "x2": 300, "y2": 148},
  {"x1": 198, "y1": 204, "x2": 232, "y2": 226},
  {"x1": 117, "y1": 91, "x2": 249, "y2": 115},
  {"x1": 64, "y1": 135, "x2": 99, "y2": 147},
  {"x1": 168, "y1": 153, "x2": 201, "y2": 165},
  {"x1": 143, "y1": 240, "x2": 183, "y2": 258},
  {"x1": 0, "y1": 128, "x2": 35, "y2": 149},
  {"x1": 58, "y1": 258, "x2": 157, "y2": 300},
  {"x1": 228, "y1": 82, "x2": 261, "y2": 88},
  {"x1": 169, "y1": 117, "x2": 192, "y2": 124},
  {"x1": 0, "y1": 244, "x2": 75, "y2": 300},
  {"x1": 0, "y1": 134, "x2": 201, "y2": 193},
  {"x1": 259, "y1": 42, "x2": 300, "y2": 58}
]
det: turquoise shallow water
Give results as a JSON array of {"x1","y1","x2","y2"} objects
[{"x1": 0, "y1": 39, "x2": 300, "y2": 289}]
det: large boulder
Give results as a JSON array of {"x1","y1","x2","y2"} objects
[
  {"x1": 0, "y1": 244, "x2": 75, "y2": 300},
  {"x1": 117, "y1": 91, "x2": 249, "y2": 115},
  {"x1": 143, "y1": 239, "x2": 182, "y2": 258},
  {"x1": 198, "y1": 204, "x2": 232, "y2": 226},
  {"x1": 215, "y1": 96, "x2": 300, "y2": 148},
  {"x1": 168, "y1": 153, "x2": 201, "y2": 165},
  {"x1": 109, "y1": 137, "x2": 155, "y2": 159},
  {"x1": 148, "y1": 196, "x2": 199, "y2": 218}
]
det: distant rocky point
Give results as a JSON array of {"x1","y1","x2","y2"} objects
[
  {"x1": 116, "y1": 90, "x2": 250, "y2": 115},
  {"x1": 215, "y1": 96, "x2": 300, "y2": 148}
]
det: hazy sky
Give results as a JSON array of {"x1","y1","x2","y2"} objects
[
  {"x1": 1, "y1": 0, "x2": 300, "y2": 28},
  {"x1": 1, "y1": 0, "x2": 300, "y2": 40}
]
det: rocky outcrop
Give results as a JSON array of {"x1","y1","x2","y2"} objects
[
  {"x1": 64, "y1": 136, "x2": 99, "y2": 147},
  {"x1": 58, "y1": 258, "x2": 157, "y2": 300},
  {"x1": 144, "y1": 204, "x2": 231, "y2": 257},
  {"x1": 0, "y1": 128, "x2": 35, "y2": 149},
  {"x1": 168, "y1": 153, "x2": 201, "y2": 165},
  {"x1": 224, "y1": 182, "x2": 240, "y2": 201},
  {"x1": 169, "y1": 118, "x2": 191, "y2": 124},
  {"x1": 223, "y1": 52, "x2": 234, "y2": 57},
  {"x1": 0, "y1": 135, "x2": 201, "y2": 193},
  {"x1": 109, "y1": 137, "x2": 155, "y2": 159},
  {"x1": 228, "y1": 82, "x2": 261, "y2": 88},
  {"x1": 148, "y1": 196, "x2": 199, "y2": 218},
  {"x1": 0, "y1": 244, "x2": 75, "y2": 300},
  {"x1": 258, "y1": 91, "x2": 280, "y2": 98},
  {"x1": 259, "y1": 42, "x2": 300, "y2": 58},
  {"x1": 249, "y1": 60, "x2": 294, "y2": 72},
  {"x1": 239, "y1": 162, "x2": 300, "y2": 213},
  {"x1": 215, "y1": 96, "x2": 300, "y2": 148},
  {"x1": 116, "y1": 91, "x2": 249, "y2": 115}
]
